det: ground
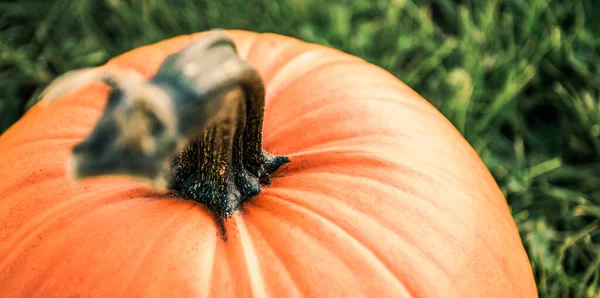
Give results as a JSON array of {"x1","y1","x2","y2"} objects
[{"x1": 1, "y1": 1, "x2": 598, "y2": 297}]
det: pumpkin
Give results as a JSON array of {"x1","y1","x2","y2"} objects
[{"x1": 0, "y1": 30, "x2": 537, "y2": 297}]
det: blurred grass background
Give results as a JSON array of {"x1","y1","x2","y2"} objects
[{"x1": 1, "y1": 0, "x2": 599, "y2": 296}]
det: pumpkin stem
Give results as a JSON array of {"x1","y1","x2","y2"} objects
[
  {"x1": 69, "y1": 31, "x2": 289, "y2": 236},
  {"x1": 162, "y1": 37, "x2": 290, "y2": 225}
]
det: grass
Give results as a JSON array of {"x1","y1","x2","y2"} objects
[{"x1": 1, "y1": 0, "x2": 599, "y2": 296}]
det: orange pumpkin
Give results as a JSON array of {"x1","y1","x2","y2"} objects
[{"x1": 0, "y1": 30, "x2": 537, "y2": 297}]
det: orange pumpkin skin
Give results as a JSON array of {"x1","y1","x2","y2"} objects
[{"x1": 0, "y1": 30, "x2": 537, "y2": 297}]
